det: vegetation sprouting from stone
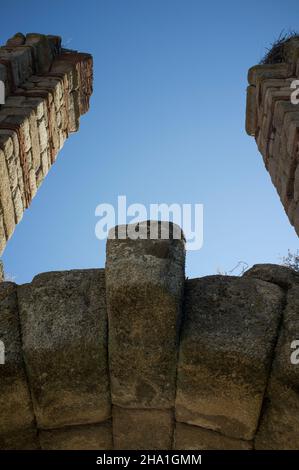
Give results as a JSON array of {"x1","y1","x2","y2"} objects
[
  {"x1": 282, "y1": 250, "x2": 299, "y2": 272},
  {"x1": 260, "y1": 31, "x2": 299, "y2": 64}
]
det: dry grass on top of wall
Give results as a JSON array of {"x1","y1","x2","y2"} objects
[{"x1": 260, "y1": 31, "x2": 299, "y2": 64}]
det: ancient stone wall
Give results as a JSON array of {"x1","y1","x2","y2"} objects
[
  {"x1": 0, "y1": 222, "x2": 298, "y2": 450},
  {"x1": 0, "y1": 33, "x2": 93, "y2": 256},
  {"x1": 246, "y1": 37, "x2": 299, "y2": 236}
]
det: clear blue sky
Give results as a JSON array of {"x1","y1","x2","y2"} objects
[{"x1": 1, "y1": 0, "x2": 298, "y2": 284}]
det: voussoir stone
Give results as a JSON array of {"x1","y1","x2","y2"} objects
[
  {"x1": 255, "y1": 284, "x2": 299, "y2": 449},
  {"x1": 176, "y1": 275, "x2": 284, "y2": 440},
  {"x1": 175, "y1": 422, "x2": 253, "y2": 450},
  {"x1": 243, "y1": 263, "x2": 299, "y2": 290},
  {"x1": 106, "y1": 221, "x2": 185, "y2": 409},
  {"x1": 0, "y1": 282, "x2": 38, "y2": 449},
  {"x1": 17, "y1": 269, "x2": 110, "y2": 429},
  {"x1": 113, "y1": 406, "x2": 174, "y2": 450},
  {"x1": 0, "y1": 429, "x2": 40, "y2": 450},
  {"x1": 39, "y1": 421, "x2": 113, "y2": 450}
]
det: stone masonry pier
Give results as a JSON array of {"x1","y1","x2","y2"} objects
[
  {"x1": 246, "y1": 36, "x2": 299, "y2": 236},
  {"x1": 0, "y1": 32, "x2": 93, "y2": 255}
]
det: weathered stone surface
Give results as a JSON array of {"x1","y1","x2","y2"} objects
[
  {"x1": 246, "y1": 48, "x2": 299, "y2": 236},
  {"x1": 40, "y1": 421, "x2": 112, "y2": 450},
  {"x1": 175, "y1": 423, "x2": 253, "y2": 450},
  {"x1": 245, "y1": 85, "x2": 257, "y2": 136},
  {"x1": 0, "y1": 45, "x2": 33, "y2": 95},
  {"x1": 247, "y1": 63, "x2": 291, "y2": 86},
  {"x1": 113, "y1": 406, "x2": 174, "y2": 450},
  {"x1": 67, "y1": 90, "x2": 80, "y2": 132},
  {"x1": 0, "y1": 429, "x2": 40, "y2": 450},
  {"x1": 244, "y1": 263, "x2": 299, "y2": 289},
  {"x1": 0, "y1": 33, "x2": 93, "y2": 257},
  {"x1": 0, "y1": 215, "x2": 5, "y2": 255},
  {"x1": 6, "y1": 33, "x2": 25, "y2": 47},
  {"x1": 17, "y1": 269, "x2": 110, "y2": 429},
  {"x1": 0, "y1": 256, "x2": 298, "y2": 449},
  {"x1": 255, "y1": 284, "x2": 299, "y2": 449},
  {"x1": 176, "y1": 275, "x2": 284, "y2": 440},
  {"x1": 0, "y1": 148, "x2": 15, "y2": 244},
  {"x1": 0, "y1": 282, "x2": 38, "y2": 447},
  {"x1": 106, "y1": 221, "x2": 185, "y2": 409},
  {"x1": 25, "y1": 33, "x2": 53, "y2": 74}
]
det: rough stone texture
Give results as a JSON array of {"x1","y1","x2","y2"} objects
[
  {"x1": 113, "y1": 406, "x2": 174, "y2": 450},
  {"x1": 245, "y1": 263, "x2": 299, "y2": 448},
  {"x1": 245, "y1": 85, "x2": 257, "y2": 136},
  {"x1": 244, "y1": 263, "x2": 299, "y2": 289},
  {"x1": 246, "y1": 38, "x2": 299, "y2": 236},
  {"x1": 17, "y1": 269, "x2": 110, "y2": 429},
  {"x1": 39, "y1": 421, "x2": 113, "y2": 450},
  {"x1": 0, "y1": 429, "x2": 40, "y2": 450},
  {"x1": 0, "y1": 33, "x2": 93, "y2": 256},
  {"x1": 176, "y1": 275, "x2": 284, "y2": 440},
  {"x1": 106, "y1": 221, "x2": 185, "y2": 409},
  {"x1": 0, "y1": 31, "x2": 58, "y2": 96},
  {"x1": 0, "y1": 148, "x2": 15, "y2": 240},
  {"x1": 255, "y1": 283, "x2": 299, "y2": 449},
  {"x1": 0, "y1": 282, "x2": 38, "y2": 448},
  {"x1": 0, "y1": 253, "x2": 297, "y2": 449},
  {"x1": 175, "y1": 423, "x2": 253, "y2": 450}
]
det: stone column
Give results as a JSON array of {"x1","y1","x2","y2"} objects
[
  {"x1": 106, "y1": 220, "x2": 185, "y2": 449},
  {"x1": 0, "y1": 33, "x2": 93, "y2": 256},
  {"x1": 245, "y1": 38, "x2": 299, "y2": 237}
]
